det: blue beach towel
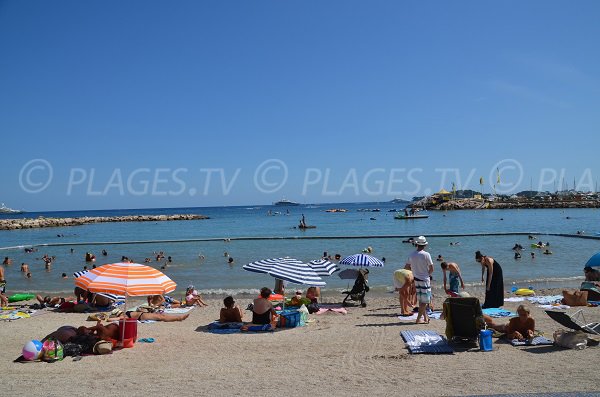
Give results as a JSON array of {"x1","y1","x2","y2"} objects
[
  {"x1": 206, "y1": 322, "x2": 274, "y2": 334},
  {"x1": 482, "y1": 308, "x2": 515, "y2": 318}
]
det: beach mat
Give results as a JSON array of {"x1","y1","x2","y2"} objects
[
  {"x1": 205, "y1": 321, "x2": 273, "y2": 334},
  {"x1": 400, "y1": 330, "x2": 454, "y2": 354},
  {"x1": 510, "y1": 336, "x2": 554, "y2": 346}
]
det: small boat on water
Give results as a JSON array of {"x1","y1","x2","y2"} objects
[
  {"x1": 273, "y1": 199, "x2": 300, "y2": 206},
  {"x1": 0, "y1": 203, "x2": 24, "y2": 214},
  {"x1": 394, "y1": 214, "x2": 429, "y2": 220}
]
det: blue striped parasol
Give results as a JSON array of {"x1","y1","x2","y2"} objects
[
  {"x1": 339, "y1": 254, "x2": 384, "y2": 268},
  {"x1": 308, "y1": 259, "x2": 340, "y2": 276},
  {"x1": 243, "y1": 257, "x2": 326, "y2": 287}
]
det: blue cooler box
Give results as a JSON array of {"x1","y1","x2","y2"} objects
[{"x1": 278, "y1": 310, "x2": 301, "y2": 328}]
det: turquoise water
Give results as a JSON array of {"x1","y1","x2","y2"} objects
[{"x1": 1, "y1": 204, "x2": 599, "y2": 295}]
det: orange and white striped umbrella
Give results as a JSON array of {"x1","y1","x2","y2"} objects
[{"x1": 74, "y1": 262, "x2": 176, "y2": 296}]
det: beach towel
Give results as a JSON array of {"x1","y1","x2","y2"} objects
[
  {"x1": 315, "y1": 306, "x2": 348, "y2": 315},
  {"x1": 162, "y1": 306, "x2": 194, "y2": 314},
  {"x1": 0, "y1": 311, "x2": 31, "y2": 321},
  {"x1": 504, "y1": 297, "x2": 526, "y2": 302},
  {"x1": 510, "y1": 336, "x2": 554, "y2": 346},
  {"x1": 205, "y1": 321, "x2": 273, "y2": 334},
  {"x1": 397, "y1": 311, "x2": 442, "y2": 322},
  {"x1": 538, "y1": 304, "x2": 570, "y2": 310},
  {"x1": 526, "y1": 295, "x2": 563, "y2": 305},
  {"x1": 398, "y1": 313, "x2": 419, "y2": 321},
  {"x1": 400, "y1": 330, "x2": 454, "y2": 354},
  {"x1": 482, "y1": 308, "x2": 515, "y2": 318}
]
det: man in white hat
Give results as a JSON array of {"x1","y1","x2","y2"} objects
[{"x1": 405, "y1": 236, "x2": 434, "y2": 324}]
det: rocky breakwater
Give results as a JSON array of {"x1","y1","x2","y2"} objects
[
  {"x1": 436, "y1": 199, "x2": 600, "y2": 210},
  {"x1": 0, "y1": 214, "x2": 209, "y2": 230}
]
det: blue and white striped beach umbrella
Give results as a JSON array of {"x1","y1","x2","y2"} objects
[
  {"x1": 308, "y1": 259, "x2": 340, "y2": 276},
  {"x1": 339, "y1": 254, "x2": 384, "y2": 268},
  {"x1": 243, "y1": 257, "x2": 326, "y2": 287}
]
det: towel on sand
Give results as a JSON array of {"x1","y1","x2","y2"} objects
[
  {"x1": 510, "y1": 336, "x2": 554, "y2": 346},
  {"x1": 482, "y1": 308, "x2": 515, "y2": 318}
]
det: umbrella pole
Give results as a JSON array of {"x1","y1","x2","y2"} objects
[{"x1": 120, "y1": 293, "x2": 128, "y2": 348}]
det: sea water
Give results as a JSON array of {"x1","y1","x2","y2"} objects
[{"x1": 0, "y1": 203, "x2": 598, "y2": 295}]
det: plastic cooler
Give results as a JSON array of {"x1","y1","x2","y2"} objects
[
  {"x1": 278, "y1": 310, "x2": 301, "y2": 328},
  {"x1": 118, "y1": 318, "x2": 138, "y2": 348},
  {"x1": 479, "y1": 329, "x2": 493, "y2": 352}
]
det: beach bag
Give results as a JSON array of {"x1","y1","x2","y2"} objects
[
  {"x1": 41, "y1": 338, "x2": 64, "y2": 362},
  {"x1": 553, "y1": 329, "x2": 587, "y2": 350},
  {"x1": 63, "y1": 342, "x2": 84, "y2": 357},
  {"x1": 298, "y1": 304, "x2": 309, "y2": 326}
]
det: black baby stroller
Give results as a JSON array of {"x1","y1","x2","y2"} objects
[{"x1": 342, "y1": 268, "x2": 370, "y2": 307}]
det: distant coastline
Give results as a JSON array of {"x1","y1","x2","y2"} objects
[{"x1": 0, "y1": 214, "x2": 208, "y2": 230}]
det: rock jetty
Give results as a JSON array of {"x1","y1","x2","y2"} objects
[
  {"x1": 414, "y1": 197, "x2": 600, "y2": 211},
  {"x1": 0, "y1": 214, "x2": 208, "y2": 230}
]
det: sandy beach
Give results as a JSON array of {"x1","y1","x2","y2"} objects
[{"x1": 1, "y1": 288, "x2": 598, "y2": 397}]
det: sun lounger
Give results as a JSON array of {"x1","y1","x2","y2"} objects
[{"x1": 545, "y1": 309, "x2": 600, "y2": 335}]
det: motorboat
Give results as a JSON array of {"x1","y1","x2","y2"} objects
[
  {"x1": 394, "y1": 213, "x2": 429, "y2": 220},
  {"x1": 0, "y1": 203, "x2": 24, "y2": 214},
  {"x1": 273, "y1": 199, "x2": 300, "y2": 206}
]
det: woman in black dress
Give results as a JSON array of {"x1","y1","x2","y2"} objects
[{"x1": 475, "y1": 251, "x2": 504, "y2": 308}]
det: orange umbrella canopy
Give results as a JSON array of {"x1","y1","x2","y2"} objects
[{"x1": 75, "y1": 262, "x2": 176, "y2": 296}]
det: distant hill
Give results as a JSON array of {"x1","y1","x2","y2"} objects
[{"x1": 389, "y1": 198, "x2": 410, "y2": 204}]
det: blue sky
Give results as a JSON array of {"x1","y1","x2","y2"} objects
[{"x1": 1, "y1": 1, "x2": 599, "y2": 211}]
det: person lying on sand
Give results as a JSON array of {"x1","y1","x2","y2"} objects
[
  {"x1": 122, "y1": 310, "x2": 190, "y2": 322},
  {"x1": 35, "y1": 294, "x2": 75, "y2": 308},
  {"x1": 147, "y1": 294, "x2": 181, "y2": 309},
  {"x1": 484, "y1": 304, "x2": 535, "y2": 341}
]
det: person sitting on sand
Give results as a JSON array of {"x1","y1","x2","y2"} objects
[
  {"x1": 220, "y1": 296, "x2": 243, "y2": 323},
  {"x1": 484, "y1": 304, "x2": 535, "y2": 341},
  {"x1": 306, "y1": 286, "x2": 320, "y2": 304},
  {"x1": 185, "y1": 285, "x2": 208, "y2": 307},
  {"x1": 244, "y1": 287, "x2": 278, "y2": 329},
  {"x1": 393, "y1": 267, "x2": 416, "y2": 316},
  {"x1": 440, "y1": 262, "x2": 465, "y2": 296},
  {"x1": 584, "y1": 266, "x2": 600, "y2": 282}
]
